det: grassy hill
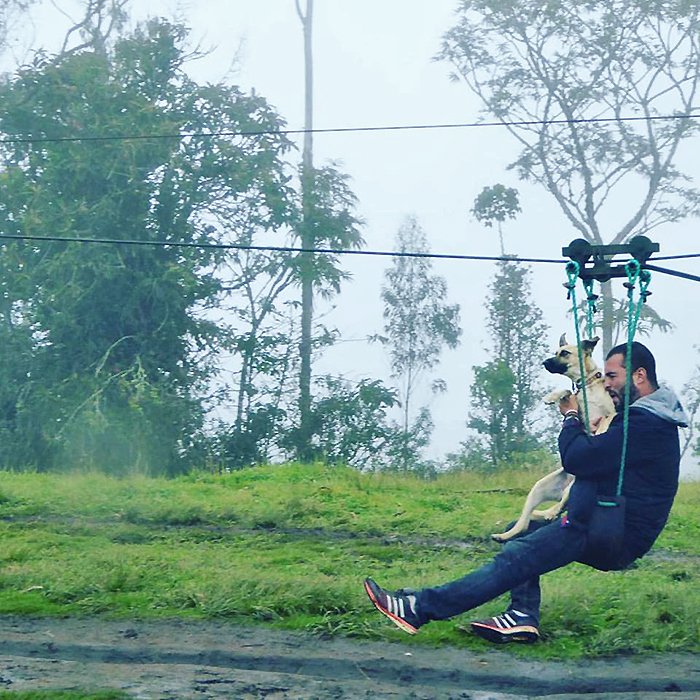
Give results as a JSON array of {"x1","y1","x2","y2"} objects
[{"x1": 0, "y1": 463, "x2": 697, "y2": 659}]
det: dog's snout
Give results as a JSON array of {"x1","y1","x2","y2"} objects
[{"x1": 543, "y1": 357, "x2": 566, "y2": 375}]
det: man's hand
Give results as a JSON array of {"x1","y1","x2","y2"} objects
[
  {"x1": 559, "y1": 393, "x2": 579, "y2": 416},
  {"x1": 590, "y1": 415, "x2": 604, "y2": 432}
]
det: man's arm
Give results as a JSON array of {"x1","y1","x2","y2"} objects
[{"x1": 558, "y1": 414, "x2": 625, "y2": 479}]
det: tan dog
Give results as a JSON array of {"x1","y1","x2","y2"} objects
[{"x1": 491, "y1": 334, "x2": 615, "y2": 542}]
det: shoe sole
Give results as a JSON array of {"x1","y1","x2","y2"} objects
[
  {"x1": 470, "y1": 622, "x2": 539, "y2": 644},
  {"x1": 363, "y1": 580, "x2": 418, "y2": 635}
]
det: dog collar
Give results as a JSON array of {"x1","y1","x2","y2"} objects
[{"x1": 574, "y1": 371, "x2": 603, "y2": 391}]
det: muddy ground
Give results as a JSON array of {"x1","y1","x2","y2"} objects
[{"x1": 0, "y1": 616, "x2": 698, "y2": 699}]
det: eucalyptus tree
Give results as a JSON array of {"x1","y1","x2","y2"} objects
[
  {"x1": 295, "y1": 0, "x2": 317, "y2": 461},
  {"x1": 0, "y1": 19, "x2": 295, "y2": 473},
  {"x1": 380, "y1": 216, "x2": 461, "y2": 470},
  {"x1": 293, "y1": 0, "x2": 365, "y2": 461},
  {"x1": 468, "y1": 262, "x2": 550, "y2": 465},
  {"x1": 440, "y1": 0, "x2": 700, "y2": 352},
  {"x1": 468, "y1": 185, "x2": 548, "y2": 461}
]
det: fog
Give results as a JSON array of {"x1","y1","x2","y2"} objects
[{"x1": 13, "y1": 0, "x2": 700, "y2": 478}]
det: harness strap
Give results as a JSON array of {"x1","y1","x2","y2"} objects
[
  {"x1": 565, "y1": 261, "x2": 592, "y2": 433},
  {"x1": 617, "y1": 263, "x2": 652, "y2": 496}
]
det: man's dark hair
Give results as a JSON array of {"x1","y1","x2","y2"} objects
[{"x1": 606, "y1": 341, "x2": 658, "y2": 389}]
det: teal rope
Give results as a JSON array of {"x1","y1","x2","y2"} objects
[
  {"x1": 583, "y1": 278, "x2": 597, "y2": 339},
  {"x1": 566, "y1": 262, "x2": 591, "y2": 433},
  {"x1": 617, "y1": 262, "x2": 651, "y2": 495}
]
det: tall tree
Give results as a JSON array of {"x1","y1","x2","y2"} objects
[
  {"x1": 469, "y1": 184, "x2": 549, "y2": 458},
  {"x1": 295, "y1": 0, "x2": 316, "y2": 461},
  {"x1": 293, "y1": 1, "x2": 364, "y2": 461},
  {"x1": 468, "y1": 262, "x2": 550, "y2": 464},
  {"x1": 380, "y1": 216, "x2": 462, "y2": 470},
  {"x1": 0, "y1": 19, "x2": 294, "y2": 473},
  {"x1": 472, "y1": 184, "x2": 521, "y2": 256},
  {"x1": 440, "y1": 0, "x2": 700, "y2": 352}
]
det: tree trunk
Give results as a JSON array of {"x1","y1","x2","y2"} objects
[{"x1": 297, "y1": 0, "x2": 314, "y2": 461}]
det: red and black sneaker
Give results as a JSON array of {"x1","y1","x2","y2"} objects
[
  {"x1": 363, "y1": 577, "x2": 422, "y2": 634},
  {"x1": 470, "y1": 610, "x2": 540, "y2": 644}
]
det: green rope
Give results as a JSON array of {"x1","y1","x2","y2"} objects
[
  {"x1": 617, "y1": 262, "x2": 651, "y2": 495},
  {"x1": 566, "y1": 262, "x2": 592, "y2": 433},
  {"x1": 583, "y1": 278, "x2": 598, "y2": 339}
]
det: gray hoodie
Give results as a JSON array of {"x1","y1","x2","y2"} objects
[{"x1": 633, "y1": 385, "x2": 689, "y2": 427}]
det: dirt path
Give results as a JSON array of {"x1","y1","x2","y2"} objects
[{"x1": 0, "y1": 616, "x2": 698, "y2": 699}]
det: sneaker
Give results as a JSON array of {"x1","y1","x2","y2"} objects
[
  {"x1": 363, "y1": 577, "x2": 422, "y2": 634},
  {"x1": 470, "y1": 610, "x2": 540, "y2": 644}
]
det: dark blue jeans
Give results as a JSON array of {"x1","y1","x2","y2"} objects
[{"x1": 415, "y1": 519, "x2": 624, "y2": 625}]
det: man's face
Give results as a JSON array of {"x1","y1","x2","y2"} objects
[{"x1": 604, "y1": 353, "x2": 640, "y2": 412}]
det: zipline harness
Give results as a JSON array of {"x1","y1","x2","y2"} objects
[
  {"x1": 566, "y1": 258, "x2": 652, "y2": 493},
  {"x1": 563, "y1": 239, "x2": 654, "y2": 570}
]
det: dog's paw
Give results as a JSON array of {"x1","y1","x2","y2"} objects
[
  {"x1": 543, "y1": 389, "x2": 572, "y2": 405},
  {"x1": 491, "y1": 531, "x2": 515, "y2": 542},
  {"x1": 533, "y1": 505, "x2": 561, "y2": 521}
]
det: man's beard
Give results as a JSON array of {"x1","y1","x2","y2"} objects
[{"x1": 614, "y1": 383, "x2": 641, "y2": 413}]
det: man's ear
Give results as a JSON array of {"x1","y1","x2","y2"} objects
[
  {"x1": 634, "y1": 367, "x2": 648, "y2": 385},
  {"x1": 581, "y1": 336, "x2": 600, "y2": 354}
]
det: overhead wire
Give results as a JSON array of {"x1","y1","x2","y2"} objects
[
  {"x1": 0, "y1": 233, "x2": 698, "y2": 283},
  {"x1": 651, "y1": 253, "x2": 700, "y2": 260},
  {"x1": 0, "y1": 112, "x2": 698, "y2": 146},
  {"x1": 0, "y1": 233, "x2": 566, "y2": 265},
  {"x1": 0, "y1": 108, "x2": 697, "y2": 279}
]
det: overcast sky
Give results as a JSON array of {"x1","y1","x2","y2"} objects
[{"x1": 17, "y1": 1, "x2": 700, "y2": 477}]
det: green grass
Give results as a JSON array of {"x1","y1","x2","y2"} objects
[{"x1": 0, "y1": 463, "x2": 697, "y2": 660}]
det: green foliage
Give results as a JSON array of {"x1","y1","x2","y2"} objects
[
  {"x1": 468, "y1": 360, "x2": 519, "y2": 465},
  {"x1": 467, "y1": 261, "x2": 550, "y2": 464},
  {"x1": 210, "y1": 404, "x2": 288, "y2": 471},
  {"x1": 304, "y1": 376, "x2": 400, "y2": 468},
  {"x1": 472, "y1": 185, "x2": 521, "y2": 228},
  {"x1": 382, "y1": 217, "x2": 462, "y2": 381},
  {"x1": 210, "y1": 375, "x2": 404, "y2": 470},
  {"x1": 383, "y1": 406, "x2": 437, "y2": 476},
  {"x1": 0, "y1": 20, "x2": 294, "y2": 474},
  {"x1": 293, "y1": 159, "x2": 365, "y2": 462},
  {"x1": 472, "y1": 183, "x2": 521, "y2": 255},
  {"x1": 293, "y1": 163, "x2": 365, "y2": 297},
  {"x1": 440, "y1": 0, "x2": 699, "y2": 345},
  {"x1": 379, "y1": 216, "x2": 461, "y2": 469}
]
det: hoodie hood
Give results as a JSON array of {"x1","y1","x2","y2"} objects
[{"x1": 633, "y1": 385, "x2": 689, "y2": 427}]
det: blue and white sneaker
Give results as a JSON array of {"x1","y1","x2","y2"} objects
[
  {"x1": 363, "y1": 577, "x2": 422, "y2": 634},
  {"x1": 470, "y1": 610, "x2": 540, "y2": 644}
]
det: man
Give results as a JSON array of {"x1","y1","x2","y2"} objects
[{"x1": 364, "y1": 342, "x2": 688, "y2": 643}]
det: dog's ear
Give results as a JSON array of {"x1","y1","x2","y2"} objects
[
  {"x1": 559, "y1": 333, "x2": 567, "y2": 347},
  {"x1": 581, "y1": 336, "x2": 600, "y2": 354}
]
